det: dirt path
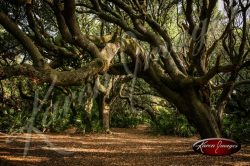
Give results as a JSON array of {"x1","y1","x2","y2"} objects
[{"x1": 0, "y1": 126, "x2": 249, "y2": 166}]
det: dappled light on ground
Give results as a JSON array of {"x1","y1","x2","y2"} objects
[{"x1": 0, "y1": 127, "x2": 249, "y2": 166}]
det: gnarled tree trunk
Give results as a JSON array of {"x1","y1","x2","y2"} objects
[
  {"x1": 143, "y1": 69, "x2": 222, "y2": 138},
  {"x1": 96, "y1": 76, "x2": 113, "y2": 133},
  {"x1": 97, "y1": 93, "x2": 111, "y2": 133},
  {"x1": 179, "y1": 89, "x2": 221, "y2": 138},
  {"x1": 83, "y1": 83, "x2": 93, "y2": 132}
]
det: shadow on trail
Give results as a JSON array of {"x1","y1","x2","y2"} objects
[{"x1": 0, "y1": 127, "x2": 249, "y2": 166}]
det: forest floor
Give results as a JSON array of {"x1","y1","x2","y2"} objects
[{"x1": 0, "y1": 125, "x2": 249, "y2": 166}]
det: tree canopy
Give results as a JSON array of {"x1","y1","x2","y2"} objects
[{"x1": 0, "y1": 0, "x2": 249, "y2": 139}]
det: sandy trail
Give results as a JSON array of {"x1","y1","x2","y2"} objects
[{"x1": 0, "y1": 127, "x2": 249, "y2": 166}]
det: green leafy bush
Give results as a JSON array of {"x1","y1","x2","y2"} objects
[
  {"x1": 223, "y1": 84, "x2": 250, "y2": 143},
  {"x1": 150, "y1": 108, "x2": 196, "y2": 137},
  {"x1": 0, "y1": 107, "x2": 72, "y2": 133},
  {"x1": 0, "y1": 109, "x2": 29, "y2": 133},
  {"x1": 75, "y1": 102, "x2": 102, "y2": 133},
  {"x1": 111, "y1": 109, "x2": 145, "y2": 128},
  {"x1": 223, "y1": 114, "x2": 250, "y2": 143}
]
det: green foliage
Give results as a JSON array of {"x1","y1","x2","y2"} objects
[
  {"x1": 0, "y1": 106, "x2": 71, "y2": 133},
  {"x1": 0, "y1": 109, "x2": 29, "y2": 133},
  {"x1": 223, "y1": 83, "x2": 250, "y2": 143},
  {"x1": 150, "y1": 108, "x2": 196, "y2": 137},
  {"x1": 0, "y1": 76, "x2": 106, "y2": 134},
  {"x1": 111, "y1": 109, "x2": 145, "y2": 128},
  {"x1": 223, "y1": 91, "x2": 250, "y2": 143},
  {"x1": 223, "y1": 114, "x2": 250, "y2": 143},
  {"x1": 41, "y1": 108, "x2": 71, "y2": 133},
  {"x1": 75, "y1": 101, "x2": 102, "y2": 133},
  {"x1": 90, "y1": 102, "x2": 103, "y2": 132}
]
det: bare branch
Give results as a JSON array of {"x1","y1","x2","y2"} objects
[{"x1": 0, "y1": 11, "x2": 47, "y2": 69}]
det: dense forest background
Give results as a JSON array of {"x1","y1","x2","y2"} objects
[{"x1": 0, "y1": 0, "x2": 249, "y2": 143}]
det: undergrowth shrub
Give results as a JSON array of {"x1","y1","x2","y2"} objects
[
  {"x1": 150, "y1": 108, "x2": 196, "y2": 137},
  {"x1": 223, "y1": 114, "x2": 250, "y2": 143},
  {"x1": 111, "y1": 109, "x2": 145, "y2": 128}
]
